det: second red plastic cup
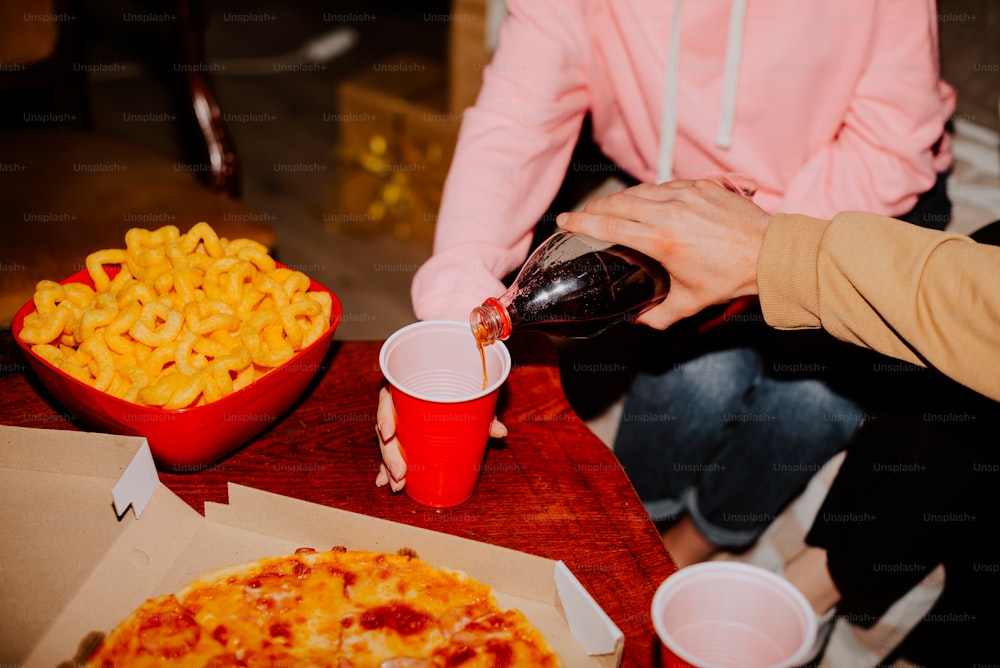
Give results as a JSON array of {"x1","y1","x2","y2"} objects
[
  {"x1": 652, "y1": 562, "x2": 817, "y2": 668},
  {"x1": 379, "y1": 320, "x2": 511, "y2": 507}
]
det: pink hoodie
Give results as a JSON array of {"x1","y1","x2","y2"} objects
[{"x1": 412, "y1": 0, "x2": 955, "y2": 320}]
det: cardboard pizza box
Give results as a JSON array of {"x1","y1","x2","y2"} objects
[{"x1": 0, "y1": 425, "x2": 624, "y2": 667}]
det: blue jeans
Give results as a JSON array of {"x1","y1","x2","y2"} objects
[{"x1": 614, "y1": 346, "x2": 863, "y2": 549}]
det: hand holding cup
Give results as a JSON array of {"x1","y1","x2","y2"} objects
[{"x1": 376, "y1": 320, "x2": 511, "y2": 507}]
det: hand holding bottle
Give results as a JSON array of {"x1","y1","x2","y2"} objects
[
  {"x1": 469, "y1": 228, "x2": 672, "y2": 345},
  {"x1": 556, "y1": 178, "x2": 773, "y2": 330},
  {"x1": 374, "y1": 386, "x2": 508, "y2": 492}
]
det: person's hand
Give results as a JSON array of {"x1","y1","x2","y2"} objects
[
  {"x1": 374, "y1": 386, "x2": 508, "y2": 492},
  {"x1": 556, "y1": 179, "x2": 773, "y2": 330}
]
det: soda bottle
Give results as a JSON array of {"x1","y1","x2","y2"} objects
[
  {"x1": 469, "y1": 173, "x2": 756, "y2": 345},
  {"x1": 470, "y1": 231, "x2": 671, "y2": 344}
]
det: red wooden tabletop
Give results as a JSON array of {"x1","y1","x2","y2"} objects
[{"x1": 0, "y1": 329, "x2": 676, "y2": 667}]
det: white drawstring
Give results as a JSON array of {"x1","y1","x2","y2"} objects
[
  {"x1": 716, "y1": 0, "x2": 747, "y2": 148},
  {"x1": 657, "y1": 0, "x2": 747, "y2": 181},
  {"x1": 656, "y1": 0, "x2": 684, "y2": 183}
]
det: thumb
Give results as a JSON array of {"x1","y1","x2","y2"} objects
[{"x1": 635, "y1": 300, "x2": 689, "y2": 331}]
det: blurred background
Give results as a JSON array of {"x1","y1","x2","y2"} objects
[
  {"x1": 2, "y1": 0, "x2": 998, "y2": 342},
  {"x1": 78, "y1": 0, "x2": 454, "y2": 341}
]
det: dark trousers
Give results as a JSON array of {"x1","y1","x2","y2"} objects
[{"x1": 806, "y1": 396, "x2": 1000, "y2": 666}]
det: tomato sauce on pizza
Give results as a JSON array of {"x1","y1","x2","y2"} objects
[{"x1": 84, "y1": 547, "x2": 563, "y2": 667}]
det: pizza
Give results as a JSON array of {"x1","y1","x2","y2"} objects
[{"x1": 82, "y1": 546, "x2": 564, "y2": 667}]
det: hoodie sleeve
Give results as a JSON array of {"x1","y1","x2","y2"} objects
[
  {"x1": 410, "y1": 0, "x2": 592, "y2": 320},
  {"x1": 776, "y1": 0, "x2": 955, "y2": 220},
  {"x1": 759, "y1": 212, "x2": 1000, "y2": 402}
]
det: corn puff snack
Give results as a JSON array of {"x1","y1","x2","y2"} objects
[{"x1": 18, "y1": 222, "x2": 332, "y2": 409}]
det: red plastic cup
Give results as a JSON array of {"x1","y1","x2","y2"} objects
[
  {"x1": 652, "y1": 562, "x2": 817, "y2": 668},
  {"x1": 379, "y1": 320, "x2": 511, "y2": 507}
]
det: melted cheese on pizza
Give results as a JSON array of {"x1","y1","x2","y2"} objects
[{"x1": 85, "y1": 547, "x2": 563, "y2": 668}]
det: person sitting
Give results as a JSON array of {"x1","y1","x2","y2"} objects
[{"x1": 380, "y1": 1, "x2": 957, "y2": 569}]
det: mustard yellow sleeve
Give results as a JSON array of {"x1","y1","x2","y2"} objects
[
  {"x1": 756, "y1": 212, "x2": 827, "y2": 330},
  {"x1": 758, "y1": 212, "x2": 1000, "y2": 403}
]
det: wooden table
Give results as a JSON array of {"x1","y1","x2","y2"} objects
[{"x1": 0, "y1": 329, "x2": 676, "y2": 667}]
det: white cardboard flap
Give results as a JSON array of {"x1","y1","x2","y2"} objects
[
  {"x1": 554, "y1": 560, "x2": 625, "y2": 656},
  {"x1": 111, "y1": 440, "x2": 158, "y2": 518}
]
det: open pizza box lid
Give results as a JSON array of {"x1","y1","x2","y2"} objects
[{"x1": 0, "y1": 425, "x2": 624, "y2": 667}]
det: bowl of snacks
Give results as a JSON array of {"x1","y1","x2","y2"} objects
[{"x1": 12, "y1": 222, "x2": 342, "y2": 471}]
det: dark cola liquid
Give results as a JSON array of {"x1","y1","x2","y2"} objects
[{"x1": 504, "y1": 242, "x2": 671, "y2": 338}]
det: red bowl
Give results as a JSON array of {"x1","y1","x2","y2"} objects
[{"x1": 12, "y1": 266, "x2": 342, "y2": 471}]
